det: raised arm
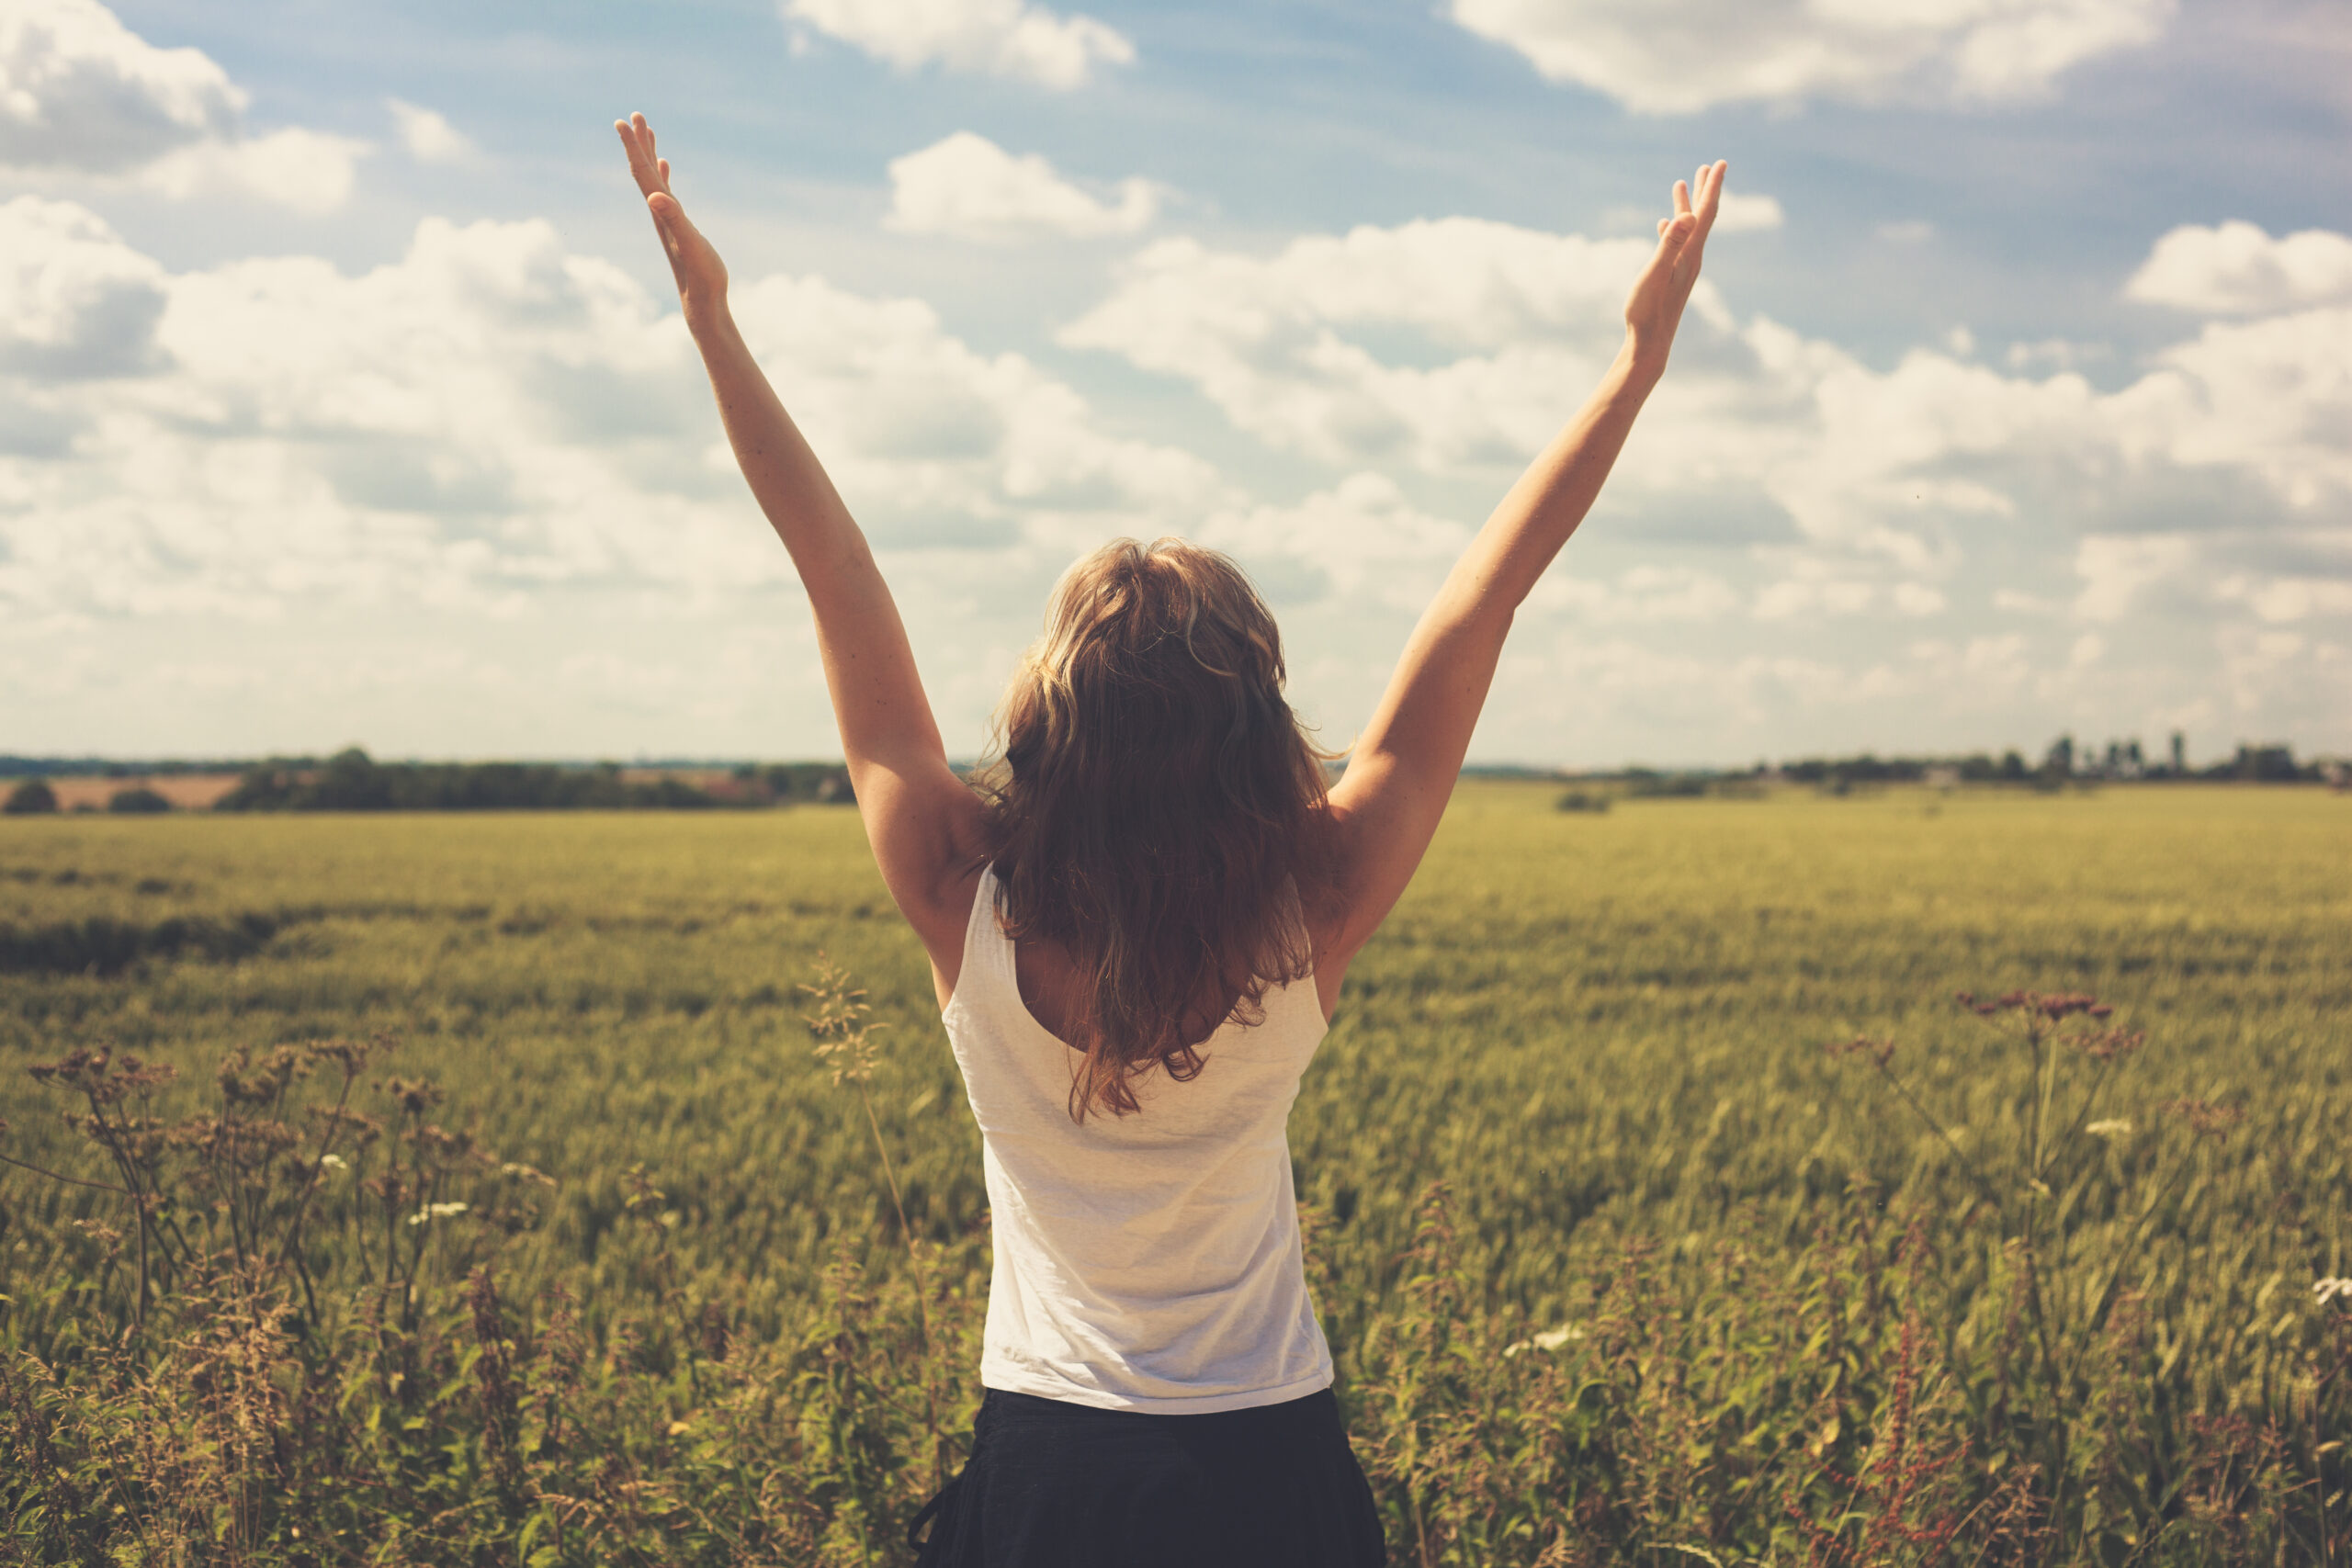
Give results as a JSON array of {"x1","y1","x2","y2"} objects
[
  {"x1": 616, "y1": 114, "x2": 984, "y2": 983},
  {"x1": 1318, "y1": 162, "x2": 1727, "y2": 976}
]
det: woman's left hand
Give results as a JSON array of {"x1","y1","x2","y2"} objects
[
  {"x1": 1623, "y1": 160, "x2": 1725, "y2": 375},
  {"x1": 616, "y1": 111, "x2": 729, "y2": 331}
]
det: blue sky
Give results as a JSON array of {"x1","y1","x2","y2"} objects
[{"x1": 4, "y1": 0, "x2": 2347, "y2": 765}]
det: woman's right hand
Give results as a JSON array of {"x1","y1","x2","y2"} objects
[
  {"x1": 1622, "y1": 160, "x2": 1725, "y2": 377},
  {"x1": 616, "y1": 112, "x2": 729, "y2": 331}
]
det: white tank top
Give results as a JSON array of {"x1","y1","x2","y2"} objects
[{"x1": 941, "y1": 865, "x2": 1335, "y2": 1413}]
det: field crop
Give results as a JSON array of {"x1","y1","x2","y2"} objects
[{"x1": 2, "y1": 784, "x2": 2346, "y2": 1564}]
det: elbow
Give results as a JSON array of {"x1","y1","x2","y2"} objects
[{"x1": 1431, "y1": 581, "x2": 1518, "y2": 644}]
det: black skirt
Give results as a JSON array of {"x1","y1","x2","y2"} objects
[{"x1": 910, "y1": 1386, "x2": 1386, "y2": 1568}]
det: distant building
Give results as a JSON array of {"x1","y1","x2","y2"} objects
[{"x1": 2233, "y1": 744, "x2": 2301, "y2": 783}]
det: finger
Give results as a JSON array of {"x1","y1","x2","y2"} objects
[
  {"x1": 1645, "y1": 212, "x2": 1696, "y2": 276},
  {"x1": 616, "y1": 122, "x2": 653, "y2": 194},
  {"x1": 646, "y1": 192, "x2": 686, "y2": 259},
  {"x1": 1673, "y1": 178, "x2": 1692, "y2": 220},
  {"x1": 621, "y1": 122, "x2": 671, "y2": 199},
  {"x1": 1693, "y1": 161, "x2": 1725, "y2": 236},
  {"x1": 649, "y1": 189, "x2": 698, "y2": 250}
]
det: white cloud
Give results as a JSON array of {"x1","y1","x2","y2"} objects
[
  {"x1": 2109, "y1": 306, "x2": 2352, "y2": 509},
  {"x1": 388, "y1": 98, "x2": 472, "y2": 164},
  {"x1": 0, "y1": 200, "x2": 1219, "y2": 632},
  {"x1": 1893, "y1": 581, "x2": 1948, "y2": 616},
  {"x1": 1198, "y1": 472, "x2": 1469, "y2": 609},
  {"x1": 1068, "y1": 209, "x2": 2352, "y2": 592},
  {"x1": 2215, "y1": 573, "x2": 2352, "y2": 625},
  {"x1": 785, "y1": 0, "x2": 1134, "y2": 89},
  {"x1": 0, "y1": 0, "x2": 362, "y2": 209},
  {"x1": 1530, "y1": 564, "x2": 1743, "y2": 624},
  {"x1": 2073, "y1": 535, "x2": 2194, "y2": 622},
  {"x1": 2005, "y1": 337, "x2": 2107, "y2": 372},
  {"x1": 0, "y1": 196, "x2": 166, "y2": 376},
  {"x1": 887, "y1": 131, "x2": 1157, "y2": 242},
  {"x1": 1061, "y1": 220, "x2": 1665, "y2": 469},
  {"x1": 136, "y1": 125, "x2": 365, "y2": 213},
  {"x1": 1713, "y1": 192, "x2": 1784, "y2": 233},
  {"x1": 2214, "y1": 624, "x2": 2344, "y2": 721},
  {"x1": 729, "y1": 271, "x2": 1223, "y2": 541},
  {"x1": 2125, "y1": 221, "x2": 2352, "y2": 315},
  {"x1": 0, "y1": 0, "x2": 240, "y2": 170},
  {"x1": 1752, "y1": 575, "x2": 1924, "y2": 621},
  {"x1": 1447, "y1": 0, "x2": 2173, "y2": 113}
]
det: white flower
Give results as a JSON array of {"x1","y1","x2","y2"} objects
[
  {"x1": 318, "y1": 1153, "x2": 347, "y2": 1170},
  {"x1": 405, "y1": 1201, "x2": 470, "y2": 1226},
  {"x1": 2085, "y1": 1119, "x2": 2132, "y2": 1139},
  {"x1": 1504, "y1": 1324, "x2": 1585, "y2": 1357},
  {"x1": 2316, "y1": 1278, "x2": 2351, "y2": 1305}
]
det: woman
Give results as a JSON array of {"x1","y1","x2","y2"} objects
[{"x1": 617, "y1": 113, "x2": 1724, "y2": 1567}]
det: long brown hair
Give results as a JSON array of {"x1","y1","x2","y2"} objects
[{"x1": 978, "y1": 537, "x2": 1339, "y2": 1121}]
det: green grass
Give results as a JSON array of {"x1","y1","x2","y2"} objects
[
  {"x1": 2, "y1": 784, "x2": 2347, "y2": 1562},
  {"x1": 3, "y1": 786, "x2": 2346, "y2": 1315}
]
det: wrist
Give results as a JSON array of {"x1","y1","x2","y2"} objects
[
  {"x1": 1618, "y1": 329, "x2": 1674, "y2": 389},
  {"x1": 684, "y1": 295, "x2": 735, "y2": 345},
  {"x1": 1619, "y1": 332, "x2": 1670, "y2": 389}
]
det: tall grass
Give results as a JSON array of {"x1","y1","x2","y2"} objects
[{"x1": 2, "y1": 784, "x2": 2346, "y2": 1562}]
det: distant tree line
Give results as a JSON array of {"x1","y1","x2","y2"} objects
[
  {"x1": 210, "y1": 750, "x2": 854, "y2": 812},
  {"x1": 1549, "y1": 735, "x2": 2345, "y2": 810},
  {"x1": 6, "y1": 736, "x2": 2340, "y2": 818},
  {"x1": 2, "y1": 781, "x2": 172, "y2": 816},
  {"x1": 0, "y1": 756, "x2": 246, "y2": 779},
  {"x1": 0, "y1": 750, "x2": 855, "y2": 814},
  {"x1": 1762, "y1": 734, "x2": 2333, "y2": 790}
]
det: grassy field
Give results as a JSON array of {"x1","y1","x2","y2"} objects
[{"x1": 3, "y1": 784, "x2": 2347, "y2": 1563}]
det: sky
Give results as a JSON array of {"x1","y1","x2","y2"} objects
[{"x1": 2, "y1": 0, "x2": 2347, "y2": 767}]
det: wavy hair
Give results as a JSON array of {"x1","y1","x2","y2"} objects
[{"x1": 977, "y1": 537, "x2": 1340, "y2": 1121}]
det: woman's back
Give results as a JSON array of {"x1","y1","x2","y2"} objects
[{"x1": 945, "y1": 865, "x2": 1333, "y2": 1412}]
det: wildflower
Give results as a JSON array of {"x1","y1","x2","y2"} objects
[
  {"x1": 1503, "y1": 1325, "x2": 1583, "y2": 1357},
  {"x1": 2085, "y1": 1119, "x2": 2132, "y2": 1139},
  {"x1": 318, "y1": 1153, "x2": 347, "y2": 1170},
  {"x1": 2068, "y1": 1027, "x2": 2144, "y2": 1062},
  {"x1": 2316, "y1": 1278, "x2": 2351, "y2": 1306},
  {"x1": 405, "y1": 1201, "x2": 469, "y2": 1226},
  {"x1": 1825, "y1": 1035, "x2": 1896, "y2": 1068},
  {"x1": 2167, "y1": 1098, "x2": 2244, "y2": 1138}
]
